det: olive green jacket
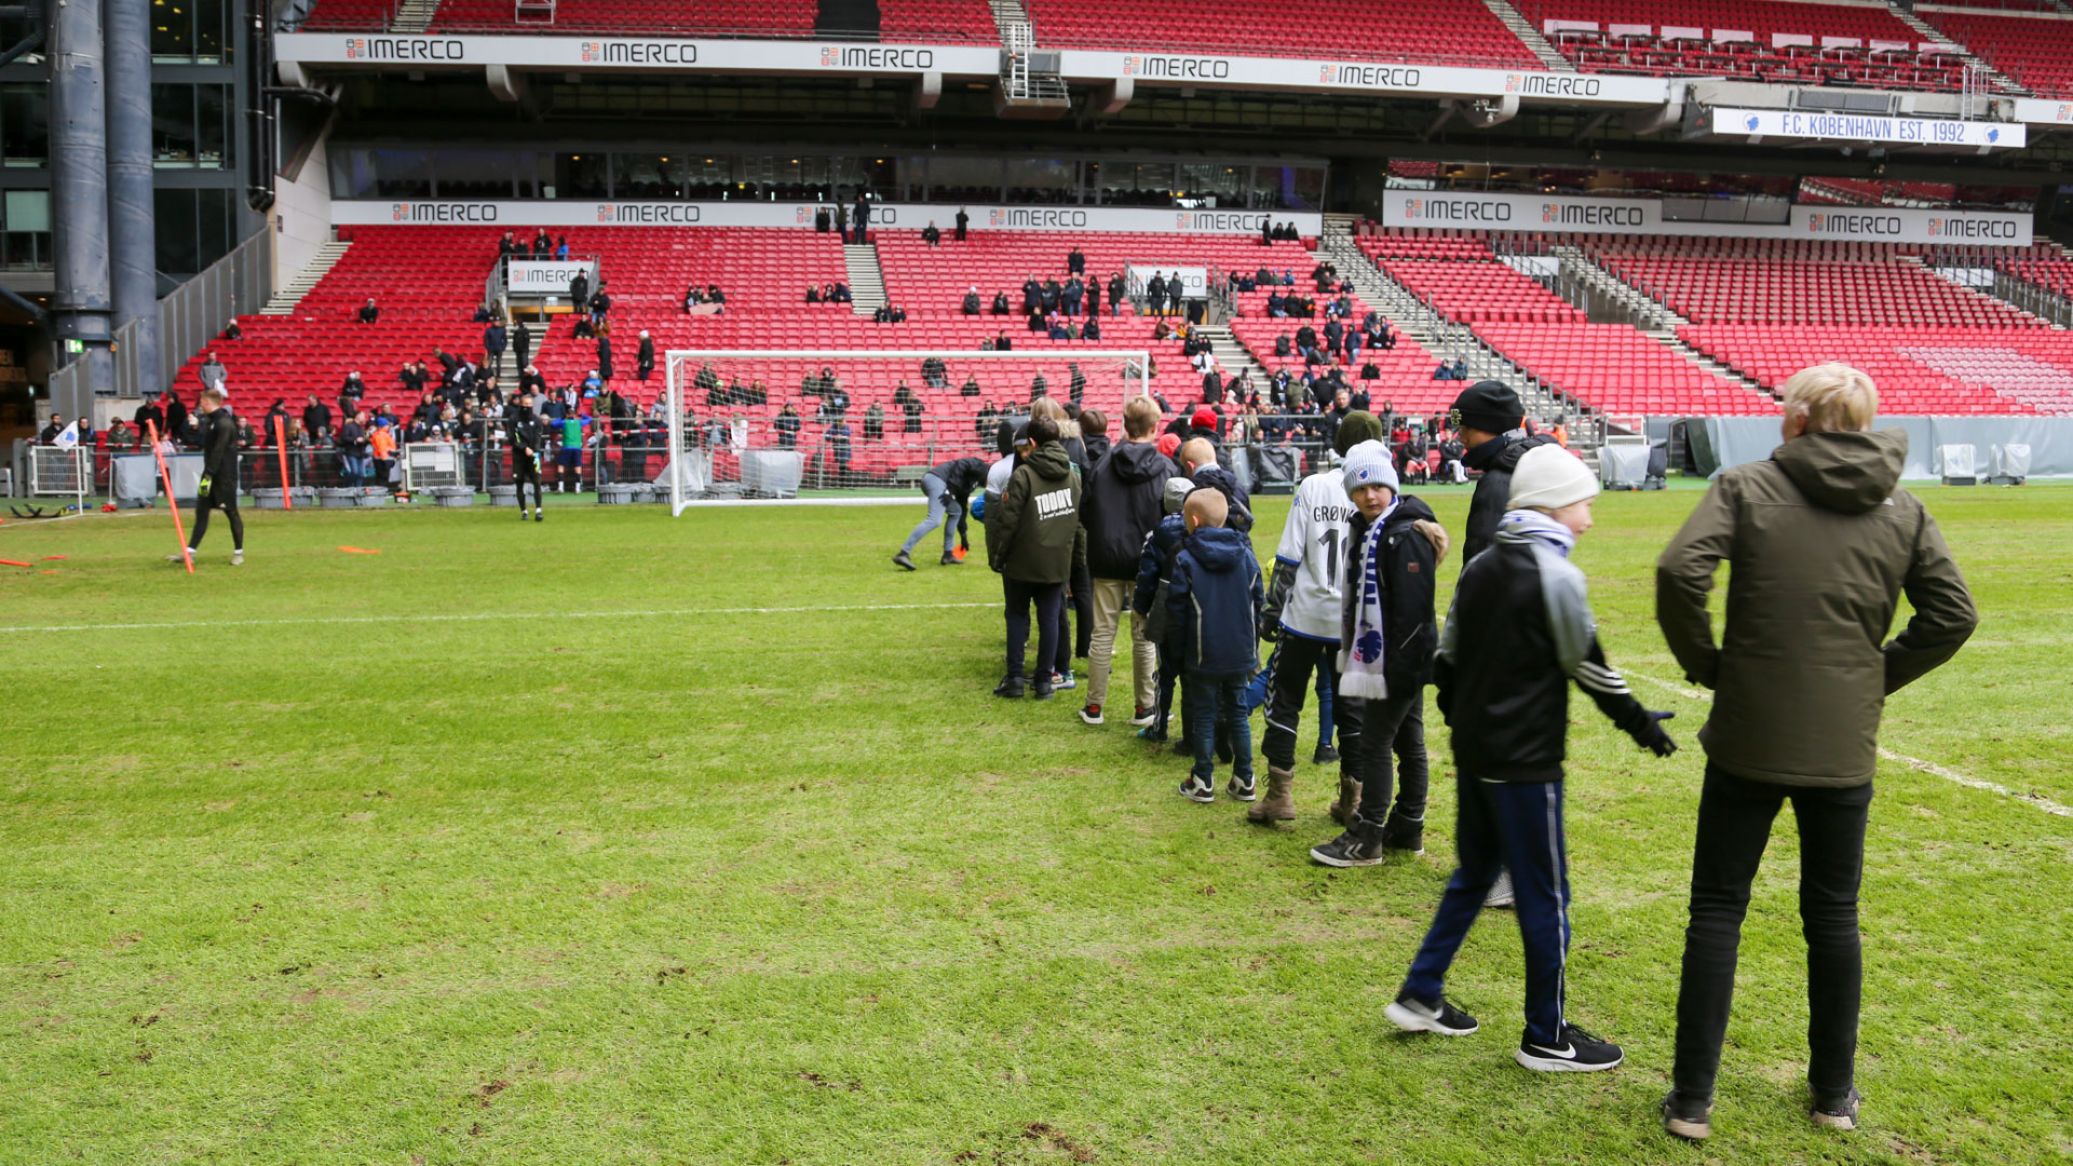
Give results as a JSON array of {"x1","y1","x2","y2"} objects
[{"x1": 1656, "y1": 429, "x2": 1977, "y2": 787}]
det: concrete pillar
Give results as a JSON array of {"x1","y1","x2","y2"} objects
[
  {"x1": 49, "y1": 0, "x2": 113, "y2": 417},
  {"x1": 106, "y1": 0, "x2": 160, "y2": 395}
]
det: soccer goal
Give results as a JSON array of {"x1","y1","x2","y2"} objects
[{"x1": 661, "y1": 348, "x2": 1153, "y2": 514}]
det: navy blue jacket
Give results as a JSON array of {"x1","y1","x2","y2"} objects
[
  {"x1": 1132, "y1": 512, "x2": 1187, "y2": 624},
  {"x1": 1166, "y1": 526, "x2": 1264, "y2": 677}
]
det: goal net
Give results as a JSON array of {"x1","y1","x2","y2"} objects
[{"x1": 661, "y1": 349, "x2": 1152, "y2": 514}]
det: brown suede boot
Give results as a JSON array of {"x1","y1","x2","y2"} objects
[
  {"x1": 1247, "y1": 766, "x2": 1297, "y2": 823},
  {"x1": 1329, "y1": 776, "x2": 1363, "y2": 825}
]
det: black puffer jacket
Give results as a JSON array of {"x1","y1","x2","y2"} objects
[
  {"x1": 1081, "y1": 442, "x2": 1178, "y2": 580},
  {"x1": 1461, "y1": 429, "x2": 1557, "y2": 571},
  {"x1": 1338, "y1": 495, "x2": 1441, "y2": 694},
  {"x1": 1190, "y1": 464, "x2": 1253, "y2": 533}
]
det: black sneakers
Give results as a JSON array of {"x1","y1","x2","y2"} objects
[
  {"x1": 1313, "y1": 742, "x2": 1340, "y2": 764},
  {"x1": 1382, "y1": 819, "x2": 1425, "y2": 855},
  {"x1": 1031, "y1": 680, "x2": 1055, "y2": 701},
  {"x1": 993, "y1": 676, "x2": 1025, "y2": 699},
  {"x1": 892, "y1": 550, "x2": 916, "y2": 571},
  {"x1": 1662, "y1": 1091, "x2": 1714, "y2": 1141},
  {"x1": 1811, "y1": 1087, "x2": 1862, "y2": 1131},
  {"x1": 1227, "y1": 774, "x2": 1257, "y2": 802},
  {"x1": 1309, "y1": 826, "x2": 1388, "y2": 868},
  {"x1": 1515, "y1": 1023, "x2": 1624, "y2": 1073},
  {"x1": 939, "y1": 552, "x2": 962, "y2": 566},
  {"x1": 1384, "y1": 991, "x2": 1479, "y2": 1037}
]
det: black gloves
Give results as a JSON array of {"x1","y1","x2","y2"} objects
[
  {"x1": 1629, "y1": 709, "x2": 1678, "y2": 757},
  {"x1": 1260, "y1": 620, "x2": 1281, "y2": 643}
]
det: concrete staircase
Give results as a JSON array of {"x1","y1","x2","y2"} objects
[
  {"x1": 261, "y1": 239, "x2": 350, "y2": 315},
  {"x1": 391, "y1": 0, "x2": 442, "y2": 32},
  {"x1": 1191, "y1": 323, "x2": 1269, "y2": 398},
  {"x1": 1321, "y1": 216, "x2": 1575, "y2": 432},
  {"x1": 843, "y1": 242, "x2": 888, "y2": 316},
  {"x1": 1644, "y1": 327, "x2": 1776, "y2": 398},
  {"x1": 1483, "y1": 0, "x2": 1571, "y2": 71},
  {"x1": 1552, "y1": 244, "x2": 1686, "y2": 329},
  {"x1": 1884, "y1": 2, "x2": 2031, "y2": 96}
]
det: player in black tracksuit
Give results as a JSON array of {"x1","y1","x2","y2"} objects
[
  {"x1": 182, "y1": 388, "x2": 243, "y2": 564},
  {"x1": 895, "y1": 455, "x2": 987, "y2": 568},
  {"x1": 508, "y1": 395, "x2": 545, "y2": 521}
]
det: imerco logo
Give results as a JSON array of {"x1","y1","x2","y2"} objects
[
  {"x1": 1125, "y1": 54, "x2": 1231, "y2": 80},
  {"x1": 344, "y1": 36, "x2": 464, "y2": 61},
  {"x1": 1175, "y1": 211, "x2": 1269, "y2": 233},
  {"x1": 599, "y1": 203, "x2": 702, "y2": 224},
  {"x1": 1541, "y1": 201, "x2": 1642, "y2": 227},
  {"x1": 1325, "y1": 63, "x2": 1422, "y2": 88},
  {"x1": 579, "y1": 40, "x2": 697, "y2": 64},
  {"x1": 1403, "y1": 196, "x2": 1511, "y2": 224},
  {"x1": 1507, "y1": 72, "x2": 1602, "y2": 97},
  {"x1": 390, "y1": 202, "x2": 496, "y2": 222},
  {"x1": 994, "y1": 208, "x2": 1089, "y2": 229},
  {"x1": 821, "y1": 46, "x2": 934, "y2": 69},
  {"x1": 1808, "y1": 212, "x2": 1902, "y2": 237},
  {"x1": 1929, "y1": 216, "x2": 2018, "y2": 240}
]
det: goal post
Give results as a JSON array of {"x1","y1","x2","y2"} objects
[{"x1": 661, "y1": 348, "x2": 1152, "y2": 514}]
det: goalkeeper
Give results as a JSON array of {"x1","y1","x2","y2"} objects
[
  {"x1": 172, "y1": 387, "x2": 243, "y2": 566},
  {"x1": 508, "y1": 392, "x2": 546, "y2": 521}
]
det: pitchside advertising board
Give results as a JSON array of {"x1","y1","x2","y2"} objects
[
  {"x1": 1381, "y1": 191, "x2": 2032, "y2": 246},
  {"x1": 505, "y1": 259, "x2": 597, "y2": 295},
  {"x1": 333, "y1": 201, "x2": 1324, "y2": 236}
]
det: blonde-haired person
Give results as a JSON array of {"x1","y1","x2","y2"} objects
[{"x1": 1655, "y1": 363, "x2": 1977, "y2": 1142}]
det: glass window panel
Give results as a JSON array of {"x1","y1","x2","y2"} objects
[
  {"x1": 4, "y1": 189, "x2": 50, "y2": 232},
  {"x1": 373, "y1": 148, "x2": 433, "y2": 197},
  {"x1": 197, "y1": 189, "x2": 232, "y2": 271},
  {"x1": 193, "y1": 0, "x2": 226, "y2": 61},
  {"x1": 555, "y1": 152, "x2": 607, "y2": 198},
  {"x1": 151, "y1": 84, "x2": 198, "y2": 166},
  {"x1": 154, "y1": 189, "x2": 199, "y2": 274},
  {"x1": 196, "y1": 84, "x2": 229, "y2": 167},
  {"x1": 2, "y1": 85, "x2": 49, "y2": 165},
  {"x1": 152, "y1": 0, "x2": 192, "y2": 58}
]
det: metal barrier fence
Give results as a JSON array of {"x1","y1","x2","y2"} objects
[{"x1": 47, "y1": 230, "x2": 272, "y2": 401}]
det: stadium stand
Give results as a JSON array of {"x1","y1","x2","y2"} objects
[
  {"x1": 1512, "y1": 0, "x2": 1970, "y2": 89},
  {"x1": 1680, "y1": 327, "x2": 2073, "y2": 414},
  {"x1": 1918, "y1": 7, "x2": 2073, "y2": 97},
  {"x1": 1588, "y1": 239, "x2": 2040, "y2": 328},
  {"x1": 1997, "y1": 242, "x2": 2073, "y2": 301},
  {"x1": 874, "y1": 230, "x2": 1317, "y2": 317},
  {"x1": 1018, "y1": 0, "x2": 1542, "y2": 66},
  {"x1": 300, "y1": 0, "x2": 406, "y2": 30},
  {"x1": 1372, "y1": 258, "x2": 1587, "y2": 324},
  {"x1": 1476, "y1": 323, "x2": 1775, "y2": 418}
]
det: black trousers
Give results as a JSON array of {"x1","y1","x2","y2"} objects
[
  {"x1": 1350, "y1": 688, "x2": 1428, "y2": 831},
  {"x1": 1003, "y1": 577, "x2": 1064, "y2": 682},
  {"x1": 1673, "y1": 763, "x2": 1873, "y2": 1101},
  {"x1": 1260, "y1": 635, "x2": 1355, "y2": 774},
  {"x1": 1069, "y1": 558, "x2": 1093, "y2": 660},
  {"x1": 190, "y1": 492, "x2": 242, "y2": 551},
  {"x1": 514, "y1": 459, "x2": 543, "y2": 510}
]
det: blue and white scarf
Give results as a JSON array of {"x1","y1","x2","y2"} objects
[{"x1": 1339, "y1": 498, "x2": 1399, "y2": 699}]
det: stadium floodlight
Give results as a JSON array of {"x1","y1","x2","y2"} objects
[{"x1": 661, "y1": 349, "x2": 1152, "y2": 514}]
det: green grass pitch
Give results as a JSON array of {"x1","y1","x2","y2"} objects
[{"x1": 2, "y1": 482, "x2": 2069, "y2": 1165}]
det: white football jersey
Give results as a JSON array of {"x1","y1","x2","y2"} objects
[{"x1": 1272, "y1": 470, "x2": 1358, "y2": 642}]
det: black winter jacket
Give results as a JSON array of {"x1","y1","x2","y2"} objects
[
  {"x1": 928, "y1": 457, "x2": 989, "y2": 504},
  {"x1": 1338, "y1": 496, "x2": 1441, "y2": 694},
  {"x1": 1461, "y1": 429, "x2": 1557, "y2": 571},
  {"x1": 1436, "y1": 516, "x2": 1656, "y2": 782},
  {"x1": 1081, "y1": 442, "x2": 1178, "y2": 580},
  {"x1": 1191, "y1": 465, "x2": 1253, "y2": 533}
]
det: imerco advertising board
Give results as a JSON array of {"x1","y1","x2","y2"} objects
[
  {"x1": 1061, "y1": 51, "x2": 1671, "y2": 106},
  {"x1": 505, "y1": 259, "x2": 597, "y2": 295},
  {"x1": 335, "y1": 201, "x2": 1324, "y2": 236},
  {"x1": 1382, "y1": 191, "x2": 2030, "y2": 246},
  {"x1": 275, "y1": 33, "x2": 995, "y2": 76}
]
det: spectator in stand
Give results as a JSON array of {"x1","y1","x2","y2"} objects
[
  {"x1": 596, "y1": 335, "x2": 614, "y2": 382},
  {"x1": 513, "y1": 320, "x2": 532, "y2": 372},
  {"x1": 637, "y1": 331, "x2": 656, "y2": 382},
  {"x1": 851, "y1": 193, "x2": 870, "y2": 245},
  {"x1": 955, "y1": 206, "x2": 969, "y2": 242},
  {"x1": 990, "y1": 290, "x2": 1010, "y2": 316},
  {"x1": 1021, "y1": 274, "x2": 1041, "y2": 314},
  {"x1": 357, "y1": 298, "x2": 380, "y2": 325},
  {"x1": 569, "y1": 270, "x2": 591, "y2": 313},
  {"x1": 1086, "y1": 277, "x2": 1101, "y2": 318},
  {"x1": 923, "y1": 222, "x2": 942, "y2": 247},
  {"x1": 975, "y1": 402, "x2": 1001, "y2": 445},
  {"x1": 556, "y1": 412, "x2": 584, "y2": 492},
  {"x1": 1067, "y1": 247, "x2": 1086, "y2": 276},
  {"x1": 367, "y1": 418, "x2": 399, "y2": 491},
  {"x1": 901, "y1": 389, "x2": 924, "y2": 435},
  {"x1": 484, "y1": 317, "x2": 507, "y2": 368},
  {"x1": 827, "y1": 416, "x2": 853, "y2": 484},
  {"x1": 105, "y1": 417, "x2": 133, "y2": 451},
  {"x1": 993, "y1": 331, "x2": 1012, "y2": 353},
  {"x1": 198, "y1": 352, "x2": 227, "y2": 393},
  {"x1": 963, "y1": 287, "x2": 982, "y2": 315},
  {"x1": 572, "y1": 311, "x2": 596, "y2": 340},
  {"x1": 37, "y1": 412, "x2": 65, "y2": 444},
  {"x1": 1148, "y1": 273, "x2": 1168, "y2": 315},
  {"x1": 222, "y1": 318, "x2": 242, "y2": 342},
  {"x1": 555, "y1": 237, "x2": 570, "y2": 261},
  {"x1": 337, "y1": 411, "x2": 370, "y2": 487},
  {"x1": 532, "y1": 228, "x2": 553, "y2": 256},
  {"x1": 864, "y1": 402, "x2": 886, "y2": 442},
  {"x1": 775, "y1": 403, "x2": 801, "y2": 449},
  {"x1": 831, "y1": 281, "x2": 853, "y2": 304},
  {"x1": 589, "y1": 283, "x2": 612, "y2": 320},
  {"x1": 1107, "y1": 273, "x2": 1126, "y2": 317},
  {"x1": 499, "y1": 230, "x2": 520, "y2": 259}
]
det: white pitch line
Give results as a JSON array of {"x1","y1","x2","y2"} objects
[
  {"x1": 1626, "y1": 669, "x2": 2071, "y2": 819},
  {"x1": 0, "y1": 601, "x2": 999, "y2": 636}
]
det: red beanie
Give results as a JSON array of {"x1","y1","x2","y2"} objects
[
  {"x1": 1156, "y1": 433, "x2": 1181, "y2": 459},
  {"x1": 1190, "y1": 406, "x2": 1218, "y2": 430}
]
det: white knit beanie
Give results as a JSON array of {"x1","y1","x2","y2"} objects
[
  {"x1": 1340, "y1": 440, "x2": 1399, "y2": 495},
  {"x1": 1509, "y1": 444, "x2": 1599, "y2": 511}
]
